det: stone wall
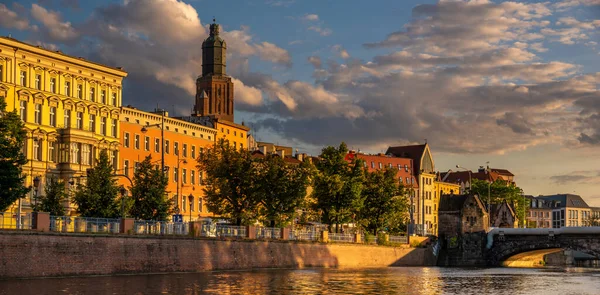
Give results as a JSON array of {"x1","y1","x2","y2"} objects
[{"x1": 0, "y1": 231, "x2": 436, "y2": 278}]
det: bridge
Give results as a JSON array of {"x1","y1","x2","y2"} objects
[{"x1": 438, "y1": 227, "x2": 600, "y2": 266}]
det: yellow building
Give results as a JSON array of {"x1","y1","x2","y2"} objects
[
  {"x1": 0, "y1": 37, "x2": 127, "y2": 215},
  {"x1": 214, "y1": 119, "x2": 249, "y2": 150},
  {"x1": 434, "y1": 180, "x2": 461, "y2": 235}
]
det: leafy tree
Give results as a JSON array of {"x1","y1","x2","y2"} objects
[
  {"x1": 129, "y1": 155, "x2": 171, "y2": 221},
  {"x1": 585, "y1": 214, "x2": 600, "y2": 227},
  {"x1": 471, "y1": 178, "x2": 527, "y2": 226},
  {"x1": 312, "y1": 143, "x2": 364, "y2": 233},
  {"x1": 360, "y1": 167, "x2": 409, "y2": 235},
  {"x1": 73, "y1": 150, "x2": 120, "y2": 218},
  {"x1": 255, "y1": 154, "x2": 312, "y2": 227},
  {"x1": 197, "y1": 140, "x2": 259, "y2": 226},
  {"x1": 33, "y1": 178, "x2": 68, "y2": 216},
  {"x1": 0, "y1": 96, "x2": 29, "y2": 212}
]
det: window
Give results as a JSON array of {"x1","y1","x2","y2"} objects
[
  {"x1": 234, "y1": 131, "x2": 237, "y2": 136},
  {"x1": 399, "y1": 178, "x2": 403, "y2": 183},
  {"x1": 20, "y1": 71, "x2": 27, "y2": 86},
  {"x1": 81, "y1": 144, "x2": 91, "y2": 165},
  {"x1": 89, "y1": 114, "x2": 96, "y2": 132},
  {"x1": 101, "y1": 117, "x2": 107, "y2": 135},
  {"x1": 63, "y1": 81, "x2": 70, "y2": 96},
  {"x1": 198, "y1": 198, "x2": 203, "y2": 213},
  {"x1": 183, "y1": 144, "x2": 188, "y2": 157},
  {"x1": 49, "y1": 107, "x2": 56, "y2": 127},
  {"x1": 124, "y1": 160, "x2": 130, "y2": 177},
  {"x1": 64, "y1": 109, "x2": 71, "y2": 127},
  {"x1": 144, "y1": 136, "x2": 150, "y2": 151},
  {"x1": 50, "y1": 77, "x2": 56, "y2": 93},
  {"x1": 123, "y1": 133, "x2": 130, "y2": 148},
  {"x1": 164, "y1": 166, "x2": 170, "y2": 180},
  {"x1": 34, "y1": 104, "x2": 42, "y2": 124},
  {"x1": 0, "y1": 65, "x2": 3, "y2": 81},
  {"x1": 35, "y1": 74, "x2": 41, "y2": 90},
  {"x1": 101, "y1": 90, "x2": 106, "y2": 104},
  {"x1": 90, "y1": 87, "x2": 95, "y2": 101},
  {"x1": 378, "y1": 162, "x2": 382, "y2": 169},
  {"x1": 111, "y1": 119, "x2": 117, "y2": 137},
  {"x1": 227, "y1": 129, "x2": 230, "y2": 134},
  {"x1": 33, "y1": 139, "x2": 41, "y2": 161},
  {"x1": 388, "y1": 163, "x2": 392, "y2": 168},
  {"x1": 134, "y1": 161, "x2": 140, "y2": 173},
  {"x1": 371, "y1": 161, "x2": 375, "y2": 169},
  {"x1": 240, "y1": 143, "x2": 243, "y2": 150},
  {"x1": 48, "y1": 141, "x2": 57, "y2": 162},
  {"x1": 71, "y1": 143, "x2": 80, "y2": 164},
  {"x1": 405, "y1": 164, "x2": 409, "y2": 172},
  {"x1": 19, "y1": 100, "x2": 27, "y2": 121},
  {"x1": 241, "y1": 133, "x2": 243, "y2": 138},
  {"x1": 112, "y1": 93, "x2": 117, "y2": 106},
  {"x1": 154, "y1": 138, "x2": 160, "y2": 152},
  {"x1": 190, "y1": 196, "x2": 195, "y2": 211},
  {"x1": 134, "y1": 134, "x2": 140, "y2": 149},
  {"x1": 191, "y1": 146, "x2": 196, "y2": 159},
  {"x1": 174, "y1": 142, "x2": 179, "y2": 156},
  {"x1": 191, "y1": 170, "x2": 195, "y2": 185},
  {"x1": 406, "y1": 177, "x2": 410, "y2": 184},
  {"x1": 111, "y1": 150, "x2": 117, "y2": 169},
  {"x1": 183, "y1": 169, "x2": 187, "y2": 184},
  {"x1": 173, "y1": 167, "x2": 178, "y2": 183},
  {"x1": 76, "y1": 112, "x2": 83, "y2": 129},
  {"x1": 182, "y1": 197, "x2": 186, "y2": 212},
  {"x1": 233, "y1": 142, "x2": 237, "y2": 149},
  {"x1": 77, "y1": 84, "x2": 82, "y2": 99},
  {"x1": 165, "y1": 140, "x2": 170, "y2": 154}
]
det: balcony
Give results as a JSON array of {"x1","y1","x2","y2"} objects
[{"x1": 57, "y1": 125, "x2": 95, "y2": 138}]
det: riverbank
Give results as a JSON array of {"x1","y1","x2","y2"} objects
[{"x1": 0, "y1": 231, "x2": 436, "y2": 279}]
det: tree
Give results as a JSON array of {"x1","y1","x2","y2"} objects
[
  {"x1": 585, "y1": 213, "x2": 600, "y2": 227},
  {"x1": 360, "y1": 167, "x2": 409, "y2": 235},
  {"x1": 312, "y1": 143, "x2": 364, "y2": 233},
  {"x1": 471, "y1": 178, "x2": 527, "y2": 226},
  {"x1": 0, "y1": 96, "x2": 29, "y2": 212},
  {"x1": 33, "y1": 178, "x2": 68, "y2": 216},
  {"x1": 197, "y1": 140, "x2": 259, "y2": 226},
  {"x1": 73, "y1": 150, "x2": 120, "y2": 218},
  {"x1": 255, "y1": 154, "x2": 312, "y2": 227},
  {"x1": 129, "y1": 155, "x2": 172, "y2": 221}
]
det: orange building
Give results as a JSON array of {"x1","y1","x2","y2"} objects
[{"x1": 119, "y1": 106, "x2": 217, "y2": 221}]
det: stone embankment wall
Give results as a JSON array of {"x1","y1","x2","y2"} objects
[{"x1": 0, "y1": 231, "x2": 436, "y2": 278}]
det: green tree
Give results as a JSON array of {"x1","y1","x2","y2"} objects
[
  {"x1": 33, "y1": 178, "x2": 68, "y2": 216},
  {"x1": 585, "y1": 214, "x2": 600, "y2": 227},
  {"x1": 312, "y1": 143, "x2": 364, "y2": 233},
  {"x1": 129, "y1": 155, "x2": 172, "y2": 221},
  {"x1": 73, "y1": 150, "x2": 120, "y2": 218},
  {"x1": 360, "y1": 167, "x2": 409, "y2": 235},
  {"x1": 0, "y1": 97, "x2": 29, "y2": 212},
  {"x1": 255, "y1": 154, "x2": 312, "y2": 227},
  {"x1": 197, "y1": 140, "x2": 259, "y2": 226},
  {"x1": 471, "y1": 178, "x2": 527, "y2": 226}
]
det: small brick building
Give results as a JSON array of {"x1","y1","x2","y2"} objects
[
  {"x1": 438, "y1": 193, "x2": 489, "y2": 239},
  {"x1": 489, "y1": 200, "x2": 518, "y2": 228}
]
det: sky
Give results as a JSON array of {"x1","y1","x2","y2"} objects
[{"x1": 1, "y1": 0, "x2": 599, "y2": 205}]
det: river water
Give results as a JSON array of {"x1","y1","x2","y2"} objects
[{"x1": 1, "y1": 267, "x2": 599, "y2": 295}]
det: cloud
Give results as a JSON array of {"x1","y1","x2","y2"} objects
[
  {"x1": 550, "y1": 170, "x2": 600, "y2": 185},
  {"x1": 232, "y1": 78, "x2": 264, "y2": 107},
  {"x1": 31, "y1": 4, "x2": 78, "y2": 41},
  {"x1": 302, "y1": 14, "x2": 319, "y2": 21},
  {"x1": 308, "y1": 26, "x2": 332, "y2": 36},
  {"x1": 0, "y1": 3, "x2": 33, "y2": 31},
  {"x1": 332, "y1": 45, "x2": 350, "y2": 59},
  {"x1": 265, "y1": 0, "x2": 295, "y2": 7},
  {"x1": 254, "y1": 42, "x2": 292, "y2": 67},
  {"x1": 308, "y1": 56, "x2": 322, "y2": 69},
  {"x1": 496, "y1": 112, "x2": 535, "y2": 135}
]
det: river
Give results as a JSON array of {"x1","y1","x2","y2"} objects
[{"x1": 1, "y1": 267, "x2": 599, "y2": 295}]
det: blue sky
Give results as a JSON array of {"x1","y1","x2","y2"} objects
[{"x1": 1, "y1": 0, "x2": 600, "y2": 205}]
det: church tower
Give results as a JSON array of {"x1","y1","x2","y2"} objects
[{"x1": 194, "y1": 19, "x2": 234, "y2": 122}]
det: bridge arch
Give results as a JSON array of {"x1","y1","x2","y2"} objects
[{"x1": 485, "y1": 228, "x2": 600, "y2": 266}]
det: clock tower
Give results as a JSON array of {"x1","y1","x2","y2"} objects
[{"x1": 194, "y1": 19, "x2": 234, "y2": 121}]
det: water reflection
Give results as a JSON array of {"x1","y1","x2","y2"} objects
[{"x1": 1, "y1": 267, "x2": 599, "y2": 295}]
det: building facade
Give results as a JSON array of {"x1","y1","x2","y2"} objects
[
  {"x1": 524, "y1": 196, "x2": 553, "y2": 228},
  {"x1": 489, "y1": 201, "x2": 517, "y2": 228},
  {"x1": 0, "y1": 37, "x2": 127, "y2": 215},
  {"x1": 386, "y1": 143, "x2": 436, "y2": 235},
  {"x1": 438, "y1": 193, "x2": 489, "y2": 238},
  {"x1": 434, "y1": 180, "x2": 461, "y2": 234},
  {"x1": 535, "y1": 194, "x2": 591, "y2": 228},
  {"x1": 119, "y1": 107, "x2": 217, "y2": 221}
]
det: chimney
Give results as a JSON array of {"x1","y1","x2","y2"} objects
[
  {"x1": 478, "y1": 166, "x2": 485, "y2": 173},
  {"x1": 296, "y1": 153, "x2": 305, "y2": 162},
  {"x1": 259, "y1": 145, "x2": 267, "y2": 155},
  {"x1": 276, "y1": 149, "x2": 285, "y2": 158}
]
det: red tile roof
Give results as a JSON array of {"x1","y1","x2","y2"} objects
[{"x1": 385, "y1": 144, "x2": 427, "y2": 176}]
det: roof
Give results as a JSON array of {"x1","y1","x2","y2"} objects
[
  {"x1": 440, "y1": 170, "x2": 501, "y2": 184},
  {"x1": 250, "y1": 150, "x2": 302, "y2": 164},
  {"x1": 491, "y1": 168, "x2": 514, "y2": 177},
  {"x1": 490, "y1": 201, "x2": 516, "y2": 220},
  {"x1": 439, "y1": 194, "x2": 469, "y2": 212},
  {"x1": 536, "y1": 194, "x2": 590, "y2": 209},
  {"x1": 214, "y1": 118, "x2": 250, "y2": 131},
  {"x1": 385, "y1": 144, "x2": 427, "y2": 175}
]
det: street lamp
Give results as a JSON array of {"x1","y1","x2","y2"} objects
[
  {"x1": 187, "y1": 194, "x2": 194, "y2": 222},
  {"x1": 119, "y1": 186, "x2": 128, "y2": 218},
  {"x1": 33, "y1": 176, "x2": 41, "y2": 211},
  {"x1": 456, "y1": 165, "x2": 472, "y2": 193},
  {"x1": 141, "y1": 109, "x2": 166, "y2": 173}
]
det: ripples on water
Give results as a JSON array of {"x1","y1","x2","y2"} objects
[{"x1": 1, "y1": 267, "x2": 599, "y2": 295}]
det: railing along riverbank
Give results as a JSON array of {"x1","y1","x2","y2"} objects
[{"x1": 0, "y1": 212, "x2": 409, "y2": 245}]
